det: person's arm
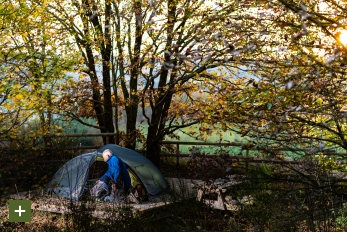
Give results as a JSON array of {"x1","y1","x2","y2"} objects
[{"x1": 99, "y1": 169, "x2": 111, "y2": 183}]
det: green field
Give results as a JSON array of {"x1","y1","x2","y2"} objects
[
  {"x1": 138, "y1": 123, "x2": 247, "y2": 156},
  {"x1": 66, "y1": 119, "x2": 312, "y2": 159}
]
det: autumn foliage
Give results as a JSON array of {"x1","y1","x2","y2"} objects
[{"x1": 1, "y1": 1, "x2": 347, "y2": 172}]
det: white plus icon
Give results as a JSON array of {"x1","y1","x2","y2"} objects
[{"x1": 14, "y1": 205, "x2": 26, "y2": 217}]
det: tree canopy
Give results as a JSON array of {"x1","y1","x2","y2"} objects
[
  {"x1": 216, "y1": 0, "x2": 347, "y2": 159},
  {"x1": 1, "y1": 0, "x2": 347, "y2": 165}
]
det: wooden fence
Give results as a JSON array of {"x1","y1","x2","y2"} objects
[{"x1": 41, "y1": 133, "x2": 346, "y2": 169}]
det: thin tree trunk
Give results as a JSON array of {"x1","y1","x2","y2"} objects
[
  {"x1": 79, "y1": 0, "x2": 106, "y2": 141},
  {"x1": 83, "y1": 0, "x2": 115, "y2": 144},
  {"x1": 112, "y1": 51, "x2": 120, "y2": 145}
]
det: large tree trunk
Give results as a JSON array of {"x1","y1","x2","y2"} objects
[
  {"x1": 125, "y1": 104, "x2": 138, "y2": 149},
  {"x1": 145, "y1": 0, "x2": 177, "y2": 165},
  {"x1": 146, "y1": 89, "x2": 174, "y2": 166},
  {"x1": 123, "y1": 0, "x2": 142, "y2": 150},
  {"x1": 100, "y1": 1, "x2": 115, "y2": 144},
  {"x1": 146, "y1": 131, "x2": 162, "y2": 166}
]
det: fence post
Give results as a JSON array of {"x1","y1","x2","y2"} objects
[
  {"x1": 246, "y1": 149, "x2": 249, "y2": 171},
  {"x1": 176, "y1": 143, "x2": 180, "y2": 169}
]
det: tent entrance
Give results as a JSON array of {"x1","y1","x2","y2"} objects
[{"x1": 84, "y1": 160, "x2": 108, "y2": 196}]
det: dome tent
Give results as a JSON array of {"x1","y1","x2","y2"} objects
[{"x1": 47, "y1": 144, "x2": 168, "y2": 201}]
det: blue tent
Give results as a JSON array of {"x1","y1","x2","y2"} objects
[{"x1": 47, "y1": 144, "x2": 168, "y2": 200}]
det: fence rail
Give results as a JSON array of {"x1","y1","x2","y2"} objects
[
  {"x1": 31, "y1": 133, "x2": 346, "y2": 168},
  {"x1": 48, "y1": 133, "x2": 346, "y2": 154}
]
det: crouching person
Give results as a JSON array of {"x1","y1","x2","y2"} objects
[{"x1": 91, "y1": 149, "x2": 139, "y2": 203}]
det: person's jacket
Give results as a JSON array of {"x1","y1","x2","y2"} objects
[{"x1": 99, "y1": 154, "x2": 131, "y2": 190}]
